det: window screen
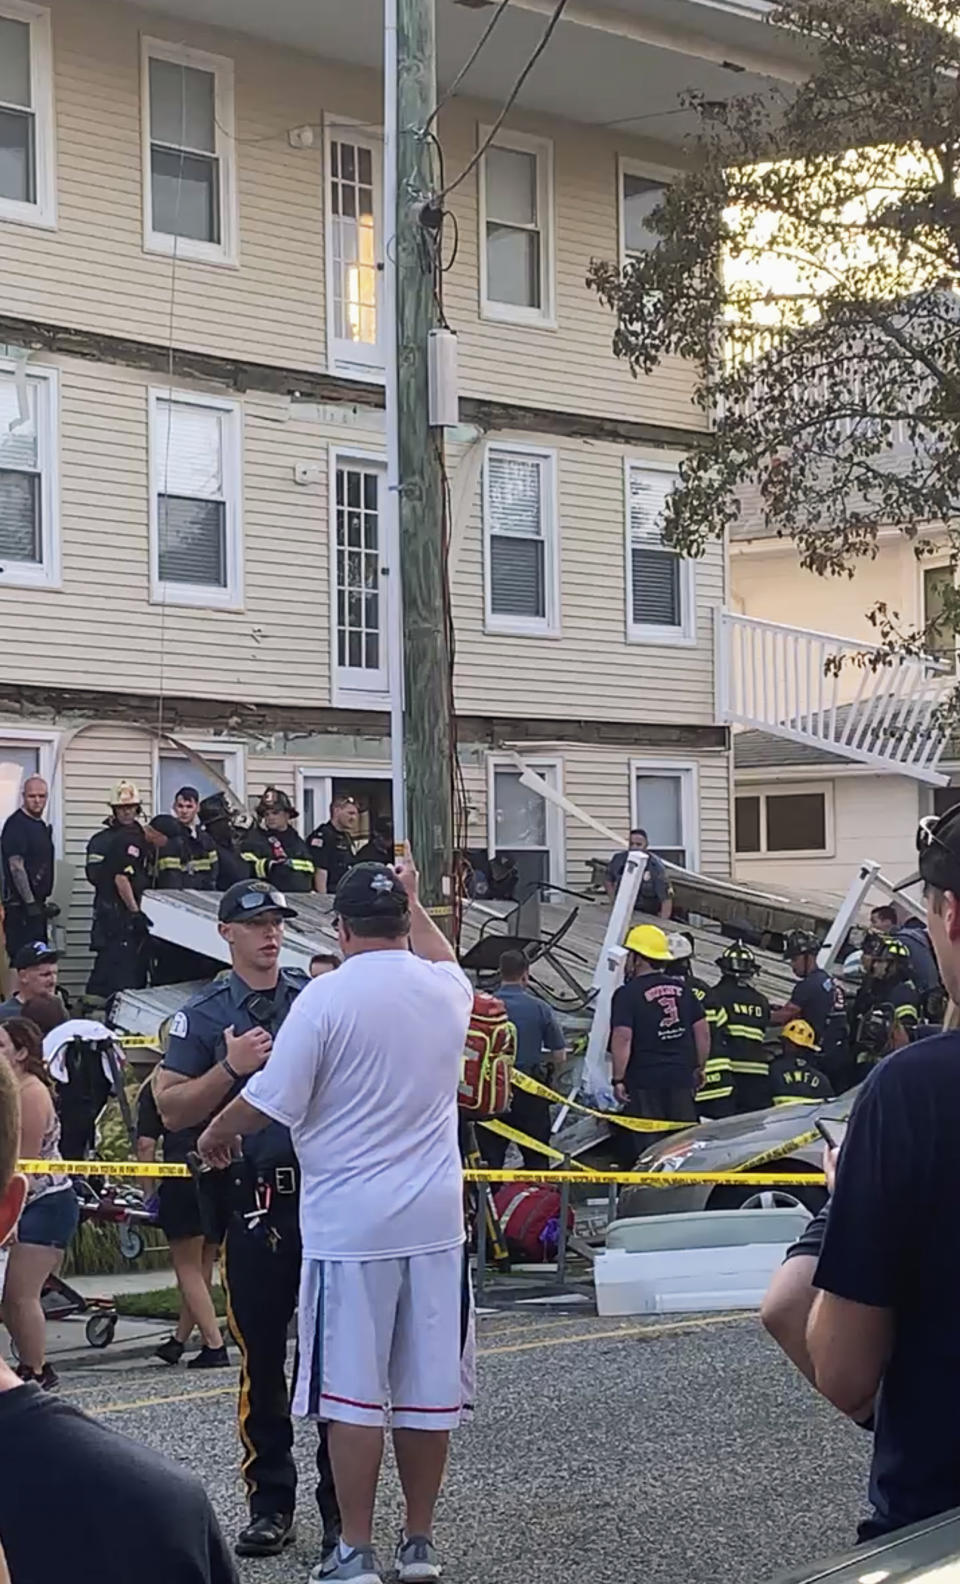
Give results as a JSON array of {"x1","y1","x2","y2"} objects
[
  {"x1": 0, "y1": 377, "x2": 41, "y2": 564},
  {"x1": 628, "y1": 466, "x2": 682, "y2": 629},
  {"x1": 487, "y1": 452, "x2": 546, "y2": 619},
  {"x1": 155, "y1": 400, "x2": 228, "y2": 588},
  {"x1": 765, "y1": 793, "x2": 826, "y2": 852}
]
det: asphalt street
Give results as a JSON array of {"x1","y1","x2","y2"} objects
[{"x1": 60, "y1": 1308, "x2": 871, "y2": 1584}]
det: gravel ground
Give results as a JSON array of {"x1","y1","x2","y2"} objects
[{"x1": 60, "y1": 1308, "x2": 871, "y2": 1584}]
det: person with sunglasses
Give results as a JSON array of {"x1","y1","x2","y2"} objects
[
  {"x1": 805, "y1": 804, "x2": 960, "y2": 1544},
  {"x1": 153, "y1": 879, "x2": 341, "y2": 1565}
]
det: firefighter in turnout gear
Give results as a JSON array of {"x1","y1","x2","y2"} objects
[
  {"x1": 84, "y1": 781, "x2": 159, "y2": 1002},
  {"x1": 710, "y1": 942, "x2": 771, "y2": 1115},
  {"x1": 851, "y1": 935, "x2": 920, "y2": 1073},
  {"x1": 663, "y1": 933, "x2": 734, "y2": 1119},
  {"x1": 768, "y1": 1019, "x2": 834, "y2": 1106},
  {"x1": 240, "y1": 788, "x2": 318, "y2": 894}
]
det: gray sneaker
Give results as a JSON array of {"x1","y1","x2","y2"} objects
[
  {"x1": 395, "y1": 1535, "x2": 441, "y2": 1581},
  {"x1": 310, "y1": 1542, "x2": 383, "y2": 1584}
]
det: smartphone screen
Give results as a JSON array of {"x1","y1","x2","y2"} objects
[{"x1": 816, "y1": 1116, "x2": 848, "y2": 1151}]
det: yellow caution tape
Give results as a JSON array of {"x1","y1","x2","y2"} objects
[
  {"x1": 464, "y1": 1168, "x2": 826, "y2": 1187},
  {"x1": 18, "y1": 1159, "x2": 190, "y2": 1178},
  {"x1": 736, "y1": 1129, "x2": 820, "y2": 1173},
  {"x1": 511, "y1": 1069, "x2": 691, "y2": 1132},
  {"x1": 478, "y1": 1118, "x2": 589, "y2": 1170}
]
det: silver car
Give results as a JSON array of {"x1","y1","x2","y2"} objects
[{"x1": 618, "y1": 1092, "x2": 855, "y2": 1219}]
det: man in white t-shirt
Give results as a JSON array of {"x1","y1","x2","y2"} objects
[{"x1": 198, "y1": 857, "x2": 473, "y2": 1584}]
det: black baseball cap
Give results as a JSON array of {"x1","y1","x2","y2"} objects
[
  {"x1": 218, "y1": 879, "x2": 298, "y2": 923},
  {"x1": 13, "y1": 941, "x2": 59, "y2": 970},
  {"x1": 334, "y1": 862, "x2": 409, "y2": 920},
  {"x1": 897, "y1": 804, "x2": 960, "y2": 892}
]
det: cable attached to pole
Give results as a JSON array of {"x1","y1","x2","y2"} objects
[{"x1": 422, "y1": 0, "x2": 513, "y2": 135}]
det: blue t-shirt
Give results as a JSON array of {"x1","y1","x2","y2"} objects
[
  {"x1": 814, "y1": 1033, "x2": 960, "y2": 1539},
  {"x1": 495, "y1": 983, "x2": 565, "y2": 1075}
]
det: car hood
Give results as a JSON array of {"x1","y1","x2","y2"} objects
[{"x1": 635, "y1": 1089, "x2": 858, "y2": 1175}]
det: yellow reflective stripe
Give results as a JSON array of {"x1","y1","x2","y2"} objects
[
  {"x1": 894, "y1": 1003, "x2": 918, "y2": 1021},
  {"x1": 729, "y1": 1060, "x2": 769, "y2": 1076},
  {"x1": 156, "y1": 857, "x2": 182, "y2": 871},
  {"x1": 773, "y1": 1095, "x2": 809, "y2": 1105},
  {"x1": 191, "y1": 856, "x2": 217, "y2": 870},
  {"x1": 87, "y1": 853, "x2": 104, "y2": 864},
  {"x1": 240, "y1": 852, "x2": 267, "y2": 879},
  {"x1": 726, "y1": 1025, "x2": 764, "y2": 1040},
  {"x1": 288, "y1": 859, "x2": 316, "y2": 872}
]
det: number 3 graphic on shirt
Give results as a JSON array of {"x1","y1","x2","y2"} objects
[{"x1": 660, "y1": 996, "x2": 680, "y2": 1029}]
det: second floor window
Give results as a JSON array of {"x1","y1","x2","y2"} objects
[
  {"x1": 325, "y1": 126, "x2": 383, "y2": 376},
  {"x1": 620, "y1": 164, "x2": 666, "y2": 260},
  {"x1": 0, "y1": 2, "x2": 55, "y2": 228},
  {"x1": 483, "y1": 446, "x2": 559, "y2": 637},
  {"x1": 479, "y1": 131, "x2": 554, "y2": 326},
  {"x1": 626, "y1": 461, "x2": 695, "y2": 644},
  {"x1": 150, "y1": 391, "x2": 242, "y2": 609},
  {"x1": 332, "y1": 457, "x2": 387, "y2": 700},
  {"x1": 0, "y1": 362, "x2": 58, "y2": 588},
  {"x1": 142, "y1": 39, "x2": 236, "y2": 265}
]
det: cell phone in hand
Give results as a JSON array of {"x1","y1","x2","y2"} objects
[{"x1": 816, "y1": 1116, "x2": 847, "y2": 1151}]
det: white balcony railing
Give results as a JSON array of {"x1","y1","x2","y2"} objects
[{"x1": 717, "y1": 610, "x2": 951, "y2": 785}]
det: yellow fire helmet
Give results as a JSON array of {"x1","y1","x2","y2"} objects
[
  {"x1": 781, "y1": 1018, "x2": 820, "y2": 1054},
  {"x1": 108, "y1": 780, "x2": 142, "y2": 809},
  {"x1": 624, "y1": 922, "x2": 673, "y2": 961}
]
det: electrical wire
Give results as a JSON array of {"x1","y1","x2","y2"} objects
[
  {"x1": 438, "y1": 0, "x2": 571, "y2": 200},
  {"x1": 422, "y1": 0, "x2": 513, "y2": 135}
]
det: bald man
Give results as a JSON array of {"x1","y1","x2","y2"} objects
[{"x1": 1, "y1": 778, "x2": 57, "y2": 963}]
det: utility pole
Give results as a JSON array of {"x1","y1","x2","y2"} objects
[{"x1": 392, "y1": 0, "x2": 454, "y2": 928}]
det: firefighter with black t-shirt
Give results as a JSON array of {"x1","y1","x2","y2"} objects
[
  {"x1": 851, "y1": 935, "x2": 920, "y2": 1074},
  {"x1": 768, "y1": 1019, "x2": 834, "y2": 1106},
  {"x1": 709, "y1": 942, "x2": 771, "y2": 1115},
  {"x1": 241, "y1": 789, "x2": 318, "y2": 894}
]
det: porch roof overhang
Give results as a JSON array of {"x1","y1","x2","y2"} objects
[{"x1": 121, "y1": 0, "x2": 809, "y2": 145}]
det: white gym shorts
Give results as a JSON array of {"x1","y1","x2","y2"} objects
[{"x1": 292, "y1": 1245, "x2": 476, "y2": 1431}]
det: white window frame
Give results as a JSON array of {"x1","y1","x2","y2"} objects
[
  {"x1": 0, "y1": 1, "x2": 55, "y2": 230},
  {"x1": 617, "y1": 155, "x2": 674, "y2": 266},
  {"x1": 148, "y1": 386, "x2": 244, "y2": 611},
  {"x1": 629, "y1": 758, "x2": 700, "y2": 872},
  {"x1": 0, "y1": 358, "x2": 59, "y2": 589},
  {"x1": 140, "y1": 36, "x2": 238, "y2": 267},
  {"x1": 328, "y1": 446, "x2": 390, "y2": 709},
  {"x1": 624, "y1": 456, "x2": 695, "y2": 647},
  {"x1": 323, "y1": 116, "x2": 385, "y2": 381},
  {"x1": 485, "y1": 754, "x2": 565, "y2": 891},
  {"x1": 478, "y1": 126, "x2": 556, "y2": 329},
  {"x1": 295, "y1": 763, "x2": 392, "y2": 839},
  {"x1": 0, "y1": 725, "x2": 61, "y2": 851},
  {"x1": 734, "y1": 780, "x2": 835, "y2": 859},
  {"x1": 482, "y1": 441, "x2": 560, "y2": 638},
  {"x1": 153, "y1": 737, "x2": 246, "y2": 816}
]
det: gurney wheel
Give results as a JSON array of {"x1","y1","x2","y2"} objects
[
  {"x1": 85, "y1": 1313, "x2": 116, "y2": 1350},
  {"x1": 118, "y1": 1226, "x2": 144, "y2": 1262}
]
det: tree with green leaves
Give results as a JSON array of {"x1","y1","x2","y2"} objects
[{"x1": 588, "y1": 0, "x2": 960, "y2": 661}]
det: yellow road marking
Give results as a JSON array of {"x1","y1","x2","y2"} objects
[{"x1": 88, "y1": 1311, "x2": 750, "y2": 1416}]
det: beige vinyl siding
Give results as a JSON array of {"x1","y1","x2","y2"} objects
[
  {"x1": 460, "y1": 741, "x2": 731, "y2": 886},
  {"x1": 2, "y1": 0, "x2": 701, "y2": 432},
  {"x1": 453, "y1": 434, "x2": 723, "y2": 724},
  {"x1": 1, "y1": 359, "x2": 718, "y2": 721},
  {"x1": 734, "y1": 772, "x2": 919, "y2": 896}
]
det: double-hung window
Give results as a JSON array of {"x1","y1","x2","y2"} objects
[
  {"x1": 483, "y1": 445, "x2": 559, "y2": 636},
  {"x1": 0, "y1": 361, "x2": 58, "y2": 587},
  {"x1": 0, "y1": 1, "x2": 55, "y2": 228},
  {"x1": 631, "y1": 761, "x2": 699, "y2": 870},
  {"x1": 149, "y1": 390, "x2": 242, "y2": 608},
  {"x1": 142, "y1": 38, "x2": 236, "y2": 264},
  {"x1": 325, "y1": 123, "x2": 384, "y2": 377},
  {"x1": 479, "y1": 130, "x2": 554, "y2": 326},
  {"x1": 619, "y1": 160, "x2": 668, "y2": 261},
  {"x1": 331, "y1": 453, "x2": 388, "y2": 702},
  {"x1": 625, "y1": 460, "x2": 694, "y2": 643}
]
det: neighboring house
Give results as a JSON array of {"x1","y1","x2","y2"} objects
[
  {"x1": 730, "y1": 517, "x2": 959, "y2": 897},
  {"x1": 0, "y1": 0, "x2": 814, "y2": 986}
]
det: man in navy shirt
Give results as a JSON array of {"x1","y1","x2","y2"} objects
[
  {"x1": 482, "y1": 949, "x2": 566, "y2": 1169},
  {"x1": 807, "y1": 802, "x2": 960, "y2": 1541}
]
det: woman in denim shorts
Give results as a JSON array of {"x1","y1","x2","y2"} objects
[{"x1": 0, "y1": 1016, "x2": 79, "y2": 1390}]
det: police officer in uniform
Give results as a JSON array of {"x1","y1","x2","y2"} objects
[
  {"x1": 709, "y1": 942, "x2": 771, "y2": 1115},
  {"x1": 242, "y1": 789, "x2": 318, "y2": 894},
  {"x1": 153, "y1": 879, "x2": 340, "y2": 1562},
  {"x1": 768, "y1": 1019, "x2": 834, "y2": 1106},
  {"x1": 308, "y1": 794, "x2": 359, "y2": 894},
  {"x1": 84, "y1": 781, "x2": 156, "y2": 1002},
  {"x1": 198, "y1": 792, "x2": 251, "y2": 889}
]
